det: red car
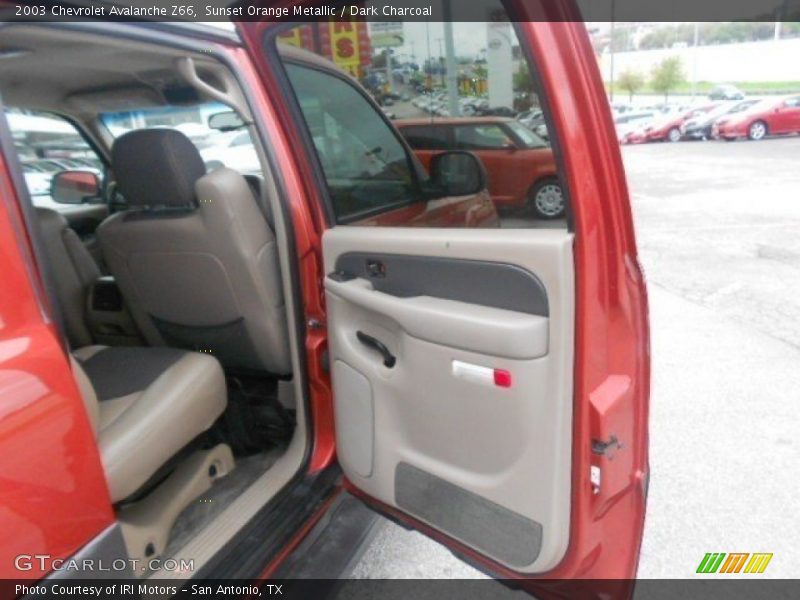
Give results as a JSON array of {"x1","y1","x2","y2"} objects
[
  {"x1": 713, "y1": 95, "x2": 800, "y2": 140},
  {"x1": 395, "y1": 117, "x2": 563, "y2": 219},
  {"x1": 643, "y1": 105, "x2": 718, "y2": 142},
  {"x1": 0, "y1": 6, "x2": 649, "y2": 595}
]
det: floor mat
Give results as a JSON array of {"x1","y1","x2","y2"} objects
[{"x1": 163, "y1": 448, "x2": 284, "y2": 558}]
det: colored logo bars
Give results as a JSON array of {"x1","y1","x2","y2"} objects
[{"x1": 696, "y1": 553, "x2": 773, "y2": 574}]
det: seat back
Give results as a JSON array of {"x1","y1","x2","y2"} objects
[
  {"x1": 98, "y1": 129, "x2": 290, "y2": 374},
  {"x1": 36, "y1": 208, "x2": 101, "y2": 348},
  {"x1": 70, "y1": 355, "x2": 99, "y2": 435}
]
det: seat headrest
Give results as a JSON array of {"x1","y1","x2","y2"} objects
[{"x1": 112, "y1": 129, "x2": 206, "y2": 209}]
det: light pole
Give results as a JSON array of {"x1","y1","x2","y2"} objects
[
  {"x1": 385, "y1": 48, "x2": 393, "y2": 95},
  {"x1": 691, "y1": 23, "x2": 699, "y2": 98},
  {"x1": 609, "y1": 0, "x2": 616, "y2": 103},
  {"x1": 436, "y1": 38, "x2": 445, "y2": 87},
  {"x1": 443, "y1": 0, "x2": 460, "y2": 116}
]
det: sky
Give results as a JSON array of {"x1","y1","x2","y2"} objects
[{"x1": 390, "y1": 22, "x2": 494, "y2": 63}]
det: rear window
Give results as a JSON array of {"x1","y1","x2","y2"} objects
[
  {"x1": 453, "y1": 124, "x2": 514, "y2": 150},
  {"x1": 505, "y1": 121, "x2": 548, "y2": 149},
  {"x1": 399, "y1": 125, "x2": 451, "y2": 150}
]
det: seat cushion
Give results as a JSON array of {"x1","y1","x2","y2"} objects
[
  {"x1": 74, "y1": 345, "x2": 227, "y2": 502},
  {"x1": 75, "y1": 345, "x2": 186, "y2": 401}
]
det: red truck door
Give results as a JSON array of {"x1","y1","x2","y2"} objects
[
  {"x1": 238, "y1": 2, "x2": 649, "y2": 592},
  {"x1": 0, "y1": 108, "x2": 114, "y2": 582}
]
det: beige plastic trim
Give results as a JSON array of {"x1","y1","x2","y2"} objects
[
  {"x1": 175, "y1": 57, "x2": 252, "y2": 124},
  {"x1": 325, "y1": 277, "x2": 549, "y2": 360},
  {"x1": 118, "y1": 444, "x2": 235, "y2": 569},
  {"x1": 323, "y1": 226, "x2": 575, "y2": 574}
]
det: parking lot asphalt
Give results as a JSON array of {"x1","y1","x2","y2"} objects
[{"x1": 350, "y1": 136, "x2": 800, "y2": 580}]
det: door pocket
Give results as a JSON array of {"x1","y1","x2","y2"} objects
[{"x1": 332, "y1": 360, "x2": 374, "y2": 478}]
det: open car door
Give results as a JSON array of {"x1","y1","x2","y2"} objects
[
  {"x1": 237, "y1": 2, "x2": 649, "y2": 590},
  {"x1": 323, "y1": 227, "x2": 576, "y2": 575}
]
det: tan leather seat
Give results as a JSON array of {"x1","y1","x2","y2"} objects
[
  {"x1": 98, "y1": 129, "x2": 291, "y2": 374},
  {"x1": 35, "y1": 207, "x2": 100, "y2": 347},
  {"x1": 34, "y1": 208, "x2": 228, "y2": 503},
  {"x1": 71, "y1": 345, "x2": 227, "y2": 502}
]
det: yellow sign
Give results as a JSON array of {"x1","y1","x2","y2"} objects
[{"x1": 329, "y1": 21, "x2": 361, "y2": 72}]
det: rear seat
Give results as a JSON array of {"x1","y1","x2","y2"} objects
[
  {"x1": 36, "y1": 208, "x2": 228, "y2": 502},
  {"x1": 71, "y1": 345, "x2": 226, "y2": 501}
]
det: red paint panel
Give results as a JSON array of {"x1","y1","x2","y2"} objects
[{"x1": 0, "y1": 150, "x2": 114, "y2": 580}]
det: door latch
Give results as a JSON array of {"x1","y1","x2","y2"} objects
[
  {"x1": 591, "y1": 435, "x2": 623, "y2": 460},
  {"x1": 366, "y1": 259, "x2": 386, "y2": 278}
]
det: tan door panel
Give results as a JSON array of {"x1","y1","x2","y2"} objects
[{"x1": 324, "y1": 227, "x2": 574, "y2": 573}]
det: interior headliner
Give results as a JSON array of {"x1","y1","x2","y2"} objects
[{"x1": 0, "y1": 25, "x2": 222, "y2": 114}]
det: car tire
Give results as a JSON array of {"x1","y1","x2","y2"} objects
[
  {"x1": 748, "y1": 120, "x2": 767, "y2": 141},
  {"x1": 529, "y1": 178, "x2": 565, "y2": 220},
  {"x1": 667, "y1": 127, "x2": 682, "y2": 142}
]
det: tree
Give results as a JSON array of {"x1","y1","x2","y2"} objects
[
  {"x1": 651, "y1": 56, "x2": 685, "y2": 101},
  {"x1": 617, "y1": 69, "x2": 645, "y2": 101}
]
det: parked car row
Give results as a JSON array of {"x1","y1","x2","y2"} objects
[
  {"x1": 411, "y1": 93, "x2": 517, "y2": 119},
  {"x1": 616, "y1": 95, "x2": 800, "y2": 144}
]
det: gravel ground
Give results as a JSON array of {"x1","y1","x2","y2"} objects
[{"x1": 351, "y1": 136, "x2": 800, "y2": 580}]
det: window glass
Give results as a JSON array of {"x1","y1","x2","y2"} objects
[
  {"x1": 100, "y1": 103, "x2": 261, "y2": 176},
  {"x1": 400, "y1": 125, "x2": 451, "y2": 150},
  {"x1": 454, "y1": 124, "x2": 513, "y2": 150},
  {"x1": 505, "y1": 121, "x2": 548, "y2": 149},
  {"x1": 230, "y1": 132, "x2": 251, "y2": 146},
  {"x1": 272, "y1": 0, "x2": 567, "y2": 228},
  {"x1": 4, "y1": 109, "x2": 102, "y2": 209},
  {"x1": 285, "y1": 63, "x2": 418, "y2": 222}
]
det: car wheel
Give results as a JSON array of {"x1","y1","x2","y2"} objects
[
  {"x1": 529, "y1": 179, "x2": 565, "y2": 220},
  {"x1": 748, "y1": 120, "x2": 767, "y2": 141},
  {"x1": 667, "y1": 127, "x2": 682, "y2": 142}
]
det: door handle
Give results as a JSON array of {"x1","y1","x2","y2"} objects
[{"x1": 356, "y1": 331, "x2": 396, "y2": 368}]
